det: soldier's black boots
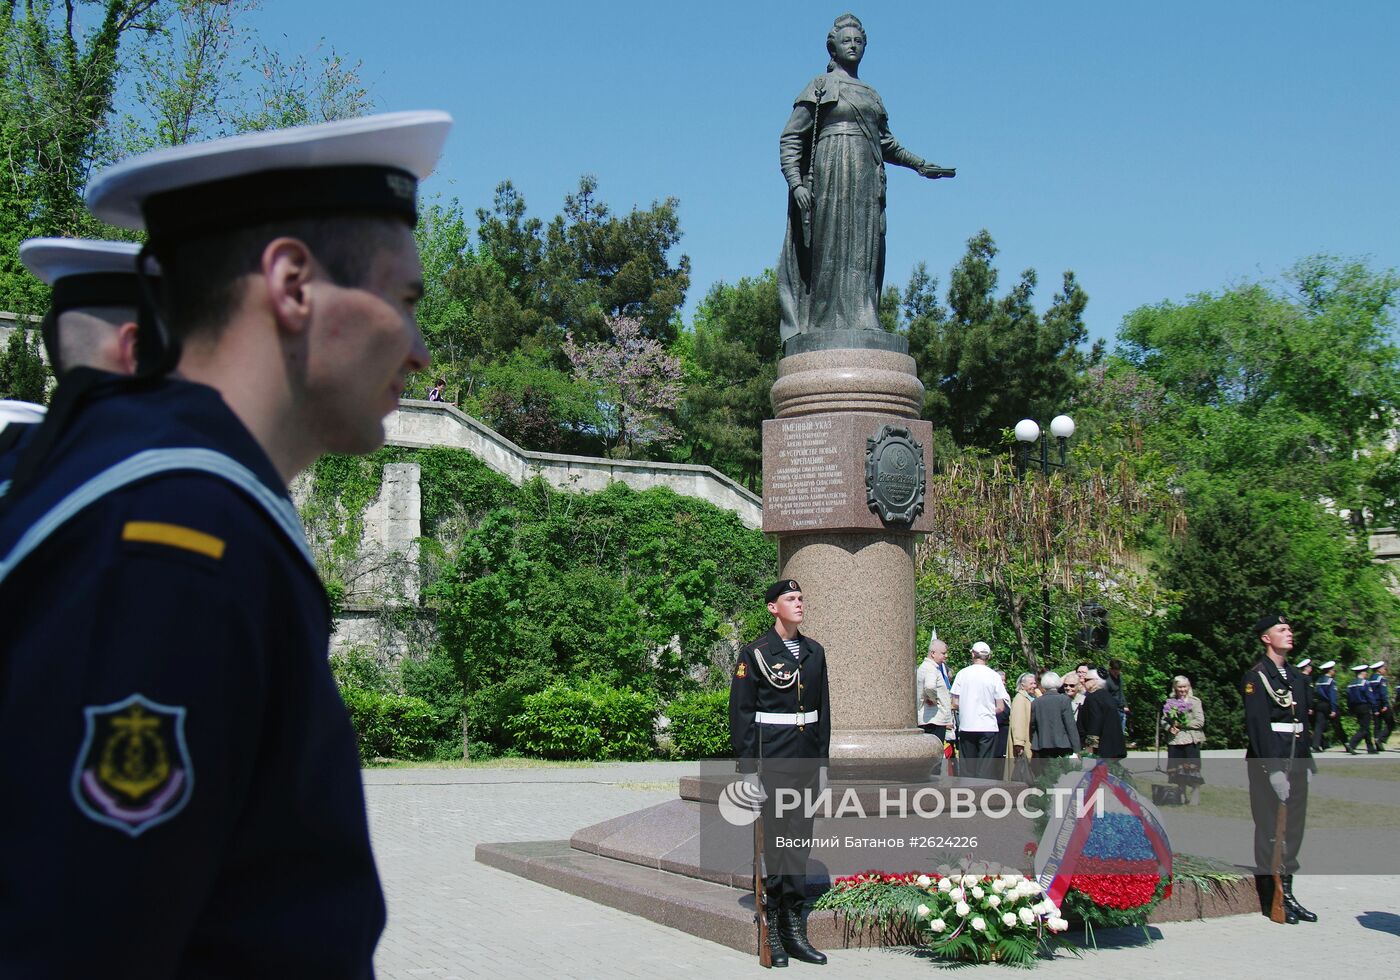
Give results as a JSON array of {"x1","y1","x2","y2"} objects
[
  {"x1": 764, "y1": 909, "x2": 789, "y2": 967},
  {"x1": 1256, "y1": 875, "x2": 1298, "y2": 924},
  {"x1": 1282, "y1": 875, "x2": 1318, "y2": 922},
  {"x1": 779, "y1": 908, "x2": 827, "y2": 965}
]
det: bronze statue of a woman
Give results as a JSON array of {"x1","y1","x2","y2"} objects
[{"x1": 777, "y1": 13, "x2": 954, "y2": 346}]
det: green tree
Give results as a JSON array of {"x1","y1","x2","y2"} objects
[
  {"x1": 459, "y1": 350, "x2": 599, "y2": 453},
  {"x1": 427, "y1": 476, "x2": 774, "y2": 751},
  {"x1": 906, "y1": 230, "x2": 1098, "y2": 449},
  {"x1": 539, "y1": 174, "x2": 690, "y2": 347},
  {"x1": 679, "y1": 271, "x2": 782, "y2": 487},
  {"x1": 412, "y1": 196, "x2": 476, "y2": 371},
  {"x1": 1121, "y1": 255, "x2": 1400, "y2": 525},
  {"x1": 116, "y1": 0, "x2": 256, "y2": 152},
  {"x1": 919, "y1": 450, "x2": 1177, "y2": 677},
  {"x1": 1154, "y1": 477, "x2": 1398, "y2": 746},
  {"x1": 459, "y1": 180, "x2": 552, "y2": 357},
  {"x1": 0, "y1": 0, "x2": 163, "y2": 312},
  {"x1": 228, "y1": 38, "x2": 371, "y2": 132},
  {"x1": 0, "y1": 327, "x2": 50, "y2": 402}
]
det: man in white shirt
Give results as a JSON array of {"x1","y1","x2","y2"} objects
[{"x1": 950, "y1": 641, "x2": 1010, "y2": 779}]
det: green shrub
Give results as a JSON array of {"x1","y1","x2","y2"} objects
[
  {"x1": 330, "y1": 648, "x2": 392, "y2": 692},
  {"x1": 509, "y1": 679, "x2": 657, "y2": 760},
  {"x1": 340, "y1": 686, "x2": 451, "y2": 761},
  {"x1": 466, "y1": 673, "x2": 543, "y2": 754},
  {"x1": 666, "y1": 690, "x2": 731, "y2": 759}
]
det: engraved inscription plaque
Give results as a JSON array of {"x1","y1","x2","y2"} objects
[{"x1": 765, "y1": 417, "x2": 850, "y2": 529}]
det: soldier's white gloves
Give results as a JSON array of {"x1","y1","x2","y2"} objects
[{"x1": 1269, "y1": 770, "x2": 1290, "y2": 802}]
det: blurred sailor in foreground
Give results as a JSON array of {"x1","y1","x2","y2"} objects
[{"x1": 0, "y1": 110, "x2": 451, "y2": 977}]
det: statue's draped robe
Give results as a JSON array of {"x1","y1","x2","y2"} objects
[{"x1": 777, "y1": 74, "x2": 924, "y2": 342}]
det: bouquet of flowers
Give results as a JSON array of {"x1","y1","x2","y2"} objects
[
  {"x1": 913, "y1": 868, "x2": 1070, "y2": 965},
  {"x1": 815, "y1": 865, "x2": 1072, "y2": 965},
  {"x1": 1161, "y1": 698, "x2": 1192, "y2": 730}
]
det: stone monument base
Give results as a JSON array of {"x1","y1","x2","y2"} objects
[{"x1": 475, "y1": 772, "x2": 1257, "y2": 955}]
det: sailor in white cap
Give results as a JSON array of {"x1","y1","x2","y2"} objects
[
  {"x1": 1368, "y1": 661, "x2": 1391, "y2": 748},
  {"x1": 20, "y1": 238, "x2": 145, "y2": 376},
  {"x1": 1311, "y1": 660, "x2": 1341, "y2": 751},
  {"x1": 0, "y1": 239, "x2": 151, "y2": 476},
  {"x1": 1345, "y1": 663, "x2": 1376, "y2": 754},
  {"x1": 0, "y1": 111, "x2": 450, "y2": 975}
]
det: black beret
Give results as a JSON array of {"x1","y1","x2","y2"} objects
[
  {"x1": 765, "y1": 579, "x2": 801, "y2": 603},
  {"x1": 1253, "y1": 612, "x2": 1288, "y2": 636}
]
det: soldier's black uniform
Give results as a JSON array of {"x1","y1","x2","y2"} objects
[
  {"x1": 1243, "y1": 650, "x2": 1316, "y2": 921},
  {"x1": 0, "y1": 376, "x2": 385, "y2": 975},
  {"x1": 729, "y1": 625, "x2": 832, "y2": 893},
  {"x1": 729, "y1": 593, "x2": 831, "y2": 966}
]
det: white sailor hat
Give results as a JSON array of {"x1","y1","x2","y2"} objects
[
  {"x1": 1296, "y1": 658, "x2": 1311, "y2": 668},
  {"x1": 1352, "y1": 663, "x2": 1370, "y2": 671},
  {"x1": 0, "y1": 399, "x2": 47, "y2": 430},
  {"x1": 19, "y1": 238, "x2": 148, "y2": 371},
  {"x1": 85, "y1": 110, "x2": 452, "y2": 239},
  {"x1": 1318, "y1": 660, "x2": 1336, "y2": 670},
  {"x1": 1371, "y1": 661, "x2": 1387, "y2": 670},
  {"x1": 19, "y1": 238, "x2": 141, "y2": 286}
]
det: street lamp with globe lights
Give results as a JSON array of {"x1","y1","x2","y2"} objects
[
  {"x1": 1014, "y1": 414, "x2": 1077, "y2": 668},
  {"x1": 1015, "y1": 414, "x2": 1075, "y2": 479}
]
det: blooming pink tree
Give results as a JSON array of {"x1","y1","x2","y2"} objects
[{"x1": 563, "y1": 315, "x2": 683, "y2": 457}]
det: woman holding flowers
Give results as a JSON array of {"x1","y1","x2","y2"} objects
[{"x1": 1163, "y1": 675, "x2": 1205, "y2": 804}]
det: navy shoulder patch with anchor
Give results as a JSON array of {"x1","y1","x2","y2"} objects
[{"x1": 71, "y1": 694, "x2": 193, "y2": 837}]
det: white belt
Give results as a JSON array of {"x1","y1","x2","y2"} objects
[
  {"x1": 1271, "y1": 722, "x2": 1305, "y2": 734},
  {"x1": 756, "y1": 710, "x2": 819, "y2": 725}
]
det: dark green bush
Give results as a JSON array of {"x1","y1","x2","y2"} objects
[
  {"x1": 666, "y1": 690, "x2": 731, "y2": 759},
  {"x1": 509, "y1": 679, "x2": 657, "y2": 760},
  {"x1": 466, "y1": 672, "x2": 544, "y2": 754},
  {"x1": 340, "y1": 686, "x2": 452, "y2": 761},
  {"x1": 329, "y1": 648, "x2": 393, "y2": 692}
]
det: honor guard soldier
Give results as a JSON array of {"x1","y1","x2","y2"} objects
[
  {"x1": 0, "y1": 239, "x2": 150, "y2": 477},
  {"x1": 1311, "y1": 661, "x2": 1340, "y2": 751},
  {"x1": 729, "y1": 579, "x2": 831, "y2": 966},
  {"x1": 1346, "y1": 663, "x2": 1377, "y2": 754},
  {"x1": 1368, "y1": 661, "x2": 1391, "y2": 748},
  {"x1": 0, "y1": 111, "x2": 451, "y2": 976},
  {"x1": 1242, "y1": 613, "x2": 1317, "y2": 924}
]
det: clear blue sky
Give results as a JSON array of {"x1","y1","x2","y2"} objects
[{"x1": 254, "y1": 0, "x2": 1400, "y2": 346}]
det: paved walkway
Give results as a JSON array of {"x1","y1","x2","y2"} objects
[{"x1": 365, "y1": 755, "x2": 1399, "y2": 979}]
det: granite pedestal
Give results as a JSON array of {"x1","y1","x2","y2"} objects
[{"x1": 763, "y1": 343, "x2": 938, "y2": 771}]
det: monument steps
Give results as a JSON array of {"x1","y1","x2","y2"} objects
[{"x1": 476, "y1": 775, "x2": 1258, "y2": 956}]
